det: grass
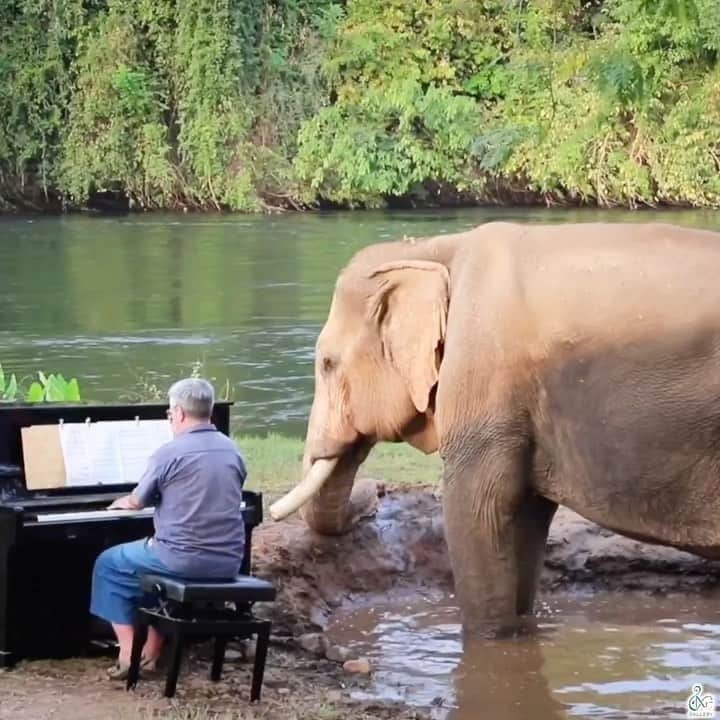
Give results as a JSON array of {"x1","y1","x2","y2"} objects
[{"x1": 235, "y1": 433, "x2": 442, "y2": 499}]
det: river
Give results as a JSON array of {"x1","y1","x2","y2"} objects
[{"x1": 2, "y1": 207, "x2": 719, "y2": 437}]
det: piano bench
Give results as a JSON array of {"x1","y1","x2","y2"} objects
[{"x1": 126, "y1": 573, "x2": 276, "y2": 701}]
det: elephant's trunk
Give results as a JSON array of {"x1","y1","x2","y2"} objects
[
  {"x1": 269, "y1": 443, "x2": 371, "y2": 535},
  {"x1": 268, "y1": 457, "x2": 338, "y2": 521}
]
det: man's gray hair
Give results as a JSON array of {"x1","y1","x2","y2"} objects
[{"x1": 168, "y1": 377, "x2": 215, "y2": 418}]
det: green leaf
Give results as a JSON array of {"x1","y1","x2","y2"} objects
[
  {"x1": 6, "y1": 375, "x2": 17, "y2": 401},
  {"x1": 0, "y1": 364, "x2": 5, "y2": 394},
  {"x1": 26, "y1": 382, "x2": 45, "y2": 403},
  {"x1": 66, "y1": 379, "x2": 81, "y2": 402},
  {"x1": 38, "y1": 371, "x2": 48, "y2": 387},
  {"x1": 46, "y1": 375, "x2": 66, "y2": 402}
]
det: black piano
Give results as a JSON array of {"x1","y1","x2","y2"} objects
[{"x1": 0, "y1": 401, "x2": 263, "y2": 668}]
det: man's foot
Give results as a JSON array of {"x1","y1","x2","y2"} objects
[
  {"x1": 140, "y1": 655, "x2": 160, "y2": 674},
  {"x1": 106, "y1": 662, "x2": 130, "y2": 680},
  {"x1": 107, "y1": 655, "x2": 160, "y2": 681}
]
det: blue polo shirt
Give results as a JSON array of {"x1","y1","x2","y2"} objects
[{"x1": 133, "y1": 423, "x2": 247, "y2": 578}]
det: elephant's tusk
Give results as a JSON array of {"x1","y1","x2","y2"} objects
[{"x1": 269, "y1": 458, "x2": 338, "y2": 521}]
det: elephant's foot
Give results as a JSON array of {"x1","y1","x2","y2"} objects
[{"x1": 460, "y1": 613, "x2": 539, "y2": 641}]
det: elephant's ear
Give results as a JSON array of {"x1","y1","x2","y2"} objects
[{"x1": 368, "y1": 260, "x2": 450, "y2": 413}]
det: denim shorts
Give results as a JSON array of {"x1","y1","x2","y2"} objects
[{"x1": 90, "y1": 538, "x2": 173, "y2": 625}]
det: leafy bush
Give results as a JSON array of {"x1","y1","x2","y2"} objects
[
  {"x1": 296, "y1": 0, "x2": 720, "y2": 208},
  {"x1": 1, "y1": 0, "x2": 720, "y2": 210},
  {"x1": 0, "y1": 0, "x2": 339, "y2": 211},
  {"x1": 0, "y1": 364, "x2": 81, "y2": 403}
]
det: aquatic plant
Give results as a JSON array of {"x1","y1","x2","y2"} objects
[
  {"x1": 0, "y1": 364, "x2": 81, "y2": 403},
  {"x1": 0, "y1": 365, "x2": 18, "y2": 401}
]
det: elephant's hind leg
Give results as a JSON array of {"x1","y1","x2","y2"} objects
[{"x1": 442, "y1": 434, "x2": 555, "y2": 636}]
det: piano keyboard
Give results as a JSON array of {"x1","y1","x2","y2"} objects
[{"x1": 33, "y1": 507, "x2": 156, "y2": 523}]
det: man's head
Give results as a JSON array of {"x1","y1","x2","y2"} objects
[{"x1": 167, "y1": 377, "x2": 215, "y2": 435}]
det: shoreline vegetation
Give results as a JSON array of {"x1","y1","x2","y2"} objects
[{"x1": 2, "y1": 1, "x2": 720, "y2": 215}]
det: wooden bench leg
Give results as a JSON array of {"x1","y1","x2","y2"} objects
[
  {"x1": 126, "y1": 614, "x2": 149, "y2": 691},
  {"x1": 210, "y1": 636, "x2": 226, "y2": 682},
  {"x1": 164, "y1": 630, "x2": 184, "y2": 698},
  {"x1": 250, "y1": 622, "x2": 271, "y2": 702}
]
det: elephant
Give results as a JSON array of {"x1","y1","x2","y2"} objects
[{"x1": 270, "y1": 220, "x2": 720, "y2": 637}]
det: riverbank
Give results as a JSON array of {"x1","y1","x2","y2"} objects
[{"x1": 4, "y1": 481, "x2": 720, "y2": 720}]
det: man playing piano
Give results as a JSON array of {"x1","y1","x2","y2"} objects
[{"x1": 89, "y1": 377, "x2": 248, "y2": 679}]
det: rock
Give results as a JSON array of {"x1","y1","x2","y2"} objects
[
  {"x1": 325, "y1": 645, "x2": 353, "y2": 663},
  {"x1": 223, "y1": 648, "x2": 244, "y2": 662},
  {"x1": 342, "y1": 658, "x2": 371, "y2": 674},
  {"x1": 298, "y1": 632, "x2": 328, "y2": 657}
]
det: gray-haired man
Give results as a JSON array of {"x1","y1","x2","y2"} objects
[{"x1": 89, "y1": 378, "x2": 247, "y2": 679}]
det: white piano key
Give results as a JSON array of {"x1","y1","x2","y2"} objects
[
  {"x1": 34, "y1": 507, "x2": 156, "y2": 523},
  {"x1": 31, "y1": 501, "x2": 245, "y2": 523}
]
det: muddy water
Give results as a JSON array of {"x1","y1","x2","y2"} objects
[{"x1": 327, "y1": 590, "x2": 720, "y2": 719}]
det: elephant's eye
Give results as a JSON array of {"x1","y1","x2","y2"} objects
[{"x1": 321, "y1": 356, "x2": 335, "y2": 373}]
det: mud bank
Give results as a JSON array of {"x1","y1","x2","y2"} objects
[
  {"x1": 252, "y1": 482, "x2": 720, "y2": 636},
  {"x1": 4, "y1": 484, "x2": 719, "y2": 720}
]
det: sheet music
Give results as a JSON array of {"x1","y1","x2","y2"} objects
[
  {"x1": 58, "y1": 419, "x2": 172, "y2": 487},
  {"x1": 107, "y1": 420, "x2": 172, "y2": 485},
  {"x1": 86, "y1": 424, "x2": 124, "y2": 485},
  {"x1": 59, "y1": 423, "x2": 100, "y2": 486}
]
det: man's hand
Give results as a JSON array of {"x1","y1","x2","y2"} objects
[{"x1": 108, "y1": 494, "x2": 142, "y2": 511}]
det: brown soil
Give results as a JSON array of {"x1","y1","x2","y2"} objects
[
  {"x1": 253, "y1": 482, "x2": 720, "y2": 635},
  {"x1": 3, "y1": 483, "x2": 720, "y2": 720}
]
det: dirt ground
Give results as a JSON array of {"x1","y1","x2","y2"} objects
[
  {"x1": 0, "y1": 645, "x2": 427, "y2": 720},
  {"x1": 3, "y1": 482, "x2": 720, "y2": 720}
]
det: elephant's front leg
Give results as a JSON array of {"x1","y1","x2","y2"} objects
[{"x1": 442, "y1": 437, "x2": 557, "y2": 637}]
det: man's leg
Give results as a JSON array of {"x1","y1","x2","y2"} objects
[
  {"x1": 108, "y1": 624, "x2": 163, "y2": 666},
  {"x1": 90, "y1": 539, "x2": 170, "y2": 669},
  {"x1": 142, "y1": 626, "x2": 165, "y2": 662},
  {"x1": 111, "y1": 623, "x2": 135, "y2": 665}
]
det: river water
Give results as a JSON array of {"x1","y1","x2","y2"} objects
[
  {"x1": 2, "y1": 206, "x2": 719, "y2": 436},
  {"x1": 326, "y1": 590, "x2": 720, "y2": 719}
]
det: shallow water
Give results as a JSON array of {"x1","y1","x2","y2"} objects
[
  {"x1": 326, "y1": 590, "x2": 720, "y2": 719},
  {"x1": 2, "y1": 207, "x2": 720, "y2": 435}
]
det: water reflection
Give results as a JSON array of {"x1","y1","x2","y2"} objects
[{"x1": 447, "y1": 637, "x2": 567, "y2": 720}]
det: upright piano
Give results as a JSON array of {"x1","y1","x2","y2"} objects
[{"x1": 0, "y1": 401, "x2": 263, "y2": 668}]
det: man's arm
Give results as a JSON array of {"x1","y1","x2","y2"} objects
[{"x1": 107, "y1": 451, "x2": 164, "y2": 510}]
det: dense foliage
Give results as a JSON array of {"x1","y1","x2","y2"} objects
[{"x1": 1, "y1": 0, "x2": 719, "y2": 211}]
